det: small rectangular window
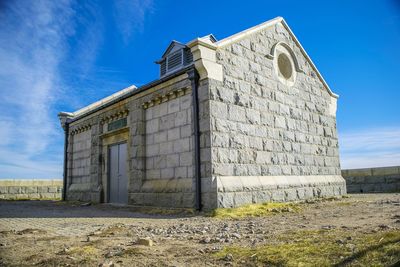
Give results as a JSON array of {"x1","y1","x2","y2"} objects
[{"x1": 108, "y1": 117, "x2": 127, "y2": 132}]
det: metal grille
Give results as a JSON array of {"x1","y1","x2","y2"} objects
[
  {"x1": 160, "y1": 61, "x2": 166, "y2": 76},
  {"x1": 167, "y1": 51, "x2": 182, "y2": 70},
  {"x1": 184, "y1": 49, "x2": 193, "y2": 64}
]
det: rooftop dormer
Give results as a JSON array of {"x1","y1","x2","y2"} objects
[{"x1": 155, "y1": 41, "x2": 193, "y2": 78}]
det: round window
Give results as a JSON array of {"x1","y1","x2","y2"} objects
[
  {"x1": 272, "y1": 43, "x2": 297, "y2": 87},
  {"x1": 277, "y1": 53, "x2": 293, "y2": 79}
]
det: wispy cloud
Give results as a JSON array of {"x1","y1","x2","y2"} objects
[
  {"x1": 113, "y1": 0, "x2": 154, "y2": 44},
  {"x1": 339, "y1": 127, "x2": 400, "y2": 169},
  {"x1": 0, "y1": 0, "x2": 153, "y2": 178},
  {"x1": 0, "y1": 0, "x2": 75, "y2": 178}
]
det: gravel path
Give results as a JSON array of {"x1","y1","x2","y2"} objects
[{"x1": 0, "y1": 194, "x2": 399, "y2": 266}]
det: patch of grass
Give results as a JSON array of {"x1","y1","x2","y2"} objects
[
  {"x1": 94, "y1": 223, "x2": 129, "y2": 237},
  {"x1": 210, "y1": 202, "x2": 301, "y2": 219},
  {"x1": 214, "y1": 230, "x2": 400, "y2": 266}
]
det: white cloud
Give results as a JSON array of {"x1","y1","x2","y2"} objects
[
  {"x1": 0, "y1": 0, "x2": 153, "y2": 179},
  {"x1": 113, "y1": 0, "x2": 154, "y2": 44},
  {"x1": 0, "y1": 0, "x2": 75, "y2": 178},
  {"x1": 339, "y1": 127, "x2": 400, "y2": 169}
]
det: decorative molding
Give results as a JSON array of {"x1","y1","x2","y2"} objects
[
  {"x1": 213, "y1": 16, "x2": 339, "y2": 98},
  {"x1": 266, "y1": 41, "x2": 304, "y2": 74},
  {"x1": 188, "y1": 39, "x2": 223, "y2": 82},
  {"x1": 99, "y1": 110, "x2": 129, "y2": 125},
  {"x1": 141, "y1": 87, "x2": 190, "y2": 109},
  {"x1": 70, "y1": 124, "x2": 92, "y2": 135}
]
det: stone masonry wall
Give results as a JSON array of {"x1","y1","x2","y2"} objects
[
  {"x1": 65, "y1": 75, "x2": 198, "y2": 207},
  {"x1": 342, "y1": 166, "x2": 400, "y2": 193},
  {"x1": 70, "y1": 130, "x2": 92, "y2": 186},
  {"x1": 0, "y1": 179, "x2": 62, "y2": 200},
  {"x1": 211, "y1": 23, "x2": 341, "y2": 177},
  {"x1": 129, "y1": 78, "x2": 197, "y2": 208},
  {"x1": 142, "y1": 90, "x2": 195, "y2": 207},
  {"x1": 207, "y1": 22, "x2": 344, "y2": 207}
]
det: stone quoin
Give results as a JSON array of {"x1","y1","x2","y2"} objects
[{"x1": 58, "y1": 17, "x2": 346, "y2": 210}]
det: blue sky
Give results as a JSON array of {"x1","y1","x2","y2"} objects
[{"x1": 0, "y1": 0, "x2": 399, "y2": 178}]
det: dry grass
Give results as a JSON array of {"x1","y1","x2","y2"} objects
[
  {"x1": 67, "y1": 245, "x2": 99, "y2": 256},
  {"x1": 210, "y1": 202, "x2": 301, "y2": 219},
  {"x1": 214, "y1": 229, "x2": 400, "y2": 266}
]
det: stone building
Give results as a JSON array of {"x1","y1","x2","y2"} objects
[{"x1": 59, "y1": 17, "x2": 346, "y2": 210}]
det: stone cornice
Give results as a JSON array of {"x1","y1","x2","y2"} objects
[
  {"x1": 99, "y1": 109, "x2": 129, "y2": 125},
  {"x1": 141, "y1": 87, "x2": 191, "y2": 110}
]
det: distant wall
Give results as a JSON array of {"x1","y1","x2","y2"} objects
[
  {"x1": 0, "y1": 179, "x2": 62, "y2": 200},
  {"x1": 342, "y1": 166, "x2": 400, "y2": 193}
]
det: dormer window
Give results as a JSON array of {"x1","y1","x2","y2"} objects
[
  {"x1": 167, "y1": 50, "x2": 183, "y2": 72},
  {"x1": 156, "y1": 41, "x2": 194, "y2": 78}
]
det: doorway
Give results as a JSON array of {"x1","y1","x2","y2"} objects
[{"x1": 108, "y1": 142, "x2": 128, "y2": 204}]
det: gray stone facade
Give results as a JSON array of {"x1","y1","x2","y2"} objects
[
  {"x1": 342, "y1": 166, "x2": 400, "y2": 193},
  {"x1": 0, "y1": 180, "x2": 62, "y2": 200},
  {"x1": 59, "y1": 17, "x2": 346, "y2": 210}
]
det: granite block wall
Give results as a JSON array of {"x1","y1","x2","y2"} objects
[
  {"x1": 140, "y1": 90, "x2": 195, "y2": 207},
  {"x1": 0, "y1": 180, "x2": 62, "y2": 200},
  {"x1": 70, "y1": 130, "x2": 92, "y2": 186},
  {"x1": 205, "y1": 22, "x2": 345, "y2": 207},
  {"x1": 342, "y1": 166, "x2": 400, "y2": 193},
  {"x1": 211, "y1": 23, "x2": 341, "y2": 177}
]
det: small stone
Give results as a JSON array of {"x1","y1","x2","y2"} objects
[
  {"x1": 378, "y1": 224, "x2": 390, "y2": 230},
  {"x1": 224, "y1": 253, "x2": 234, "y2": 261},
  {"x1": 99, "y1": 261, "x2": 120, "y2": 267},
  {"x1": 137, "y1": 238, "x2": 153, "y2": 246},
  {"x1": 335, "y1": 239, "x2": 345, "y2": 245},
  {"x1": 232, "y1": 233, "x2": 241, "y2": 239},
  {"x1": 200, "y1": 237, "x2": 211, "y2": 244}
]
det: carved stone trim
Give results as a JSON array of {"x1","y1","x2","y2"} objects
[
  {"x1": 99, "y1": 109, "x2": 129, "y2": 125},
  {"x1": 71, "y1": 124, "x2": 92, "y2": 135},
  {"x1": 141, "y1": 87, "x2": 191, "y2": 109}
]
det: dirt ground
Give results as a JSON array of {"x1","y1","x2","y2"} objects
[{"x1": 0, "y1": 194, "x2": 399, "y2": 266}]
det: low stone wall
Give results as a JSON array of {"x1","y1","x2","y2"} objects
[
  {"x1": 342, "y1": 166, "x2": 400, "y2": 193},
  {"x1": 0, "y1": 179, "x2": 62, "y2": 200}
]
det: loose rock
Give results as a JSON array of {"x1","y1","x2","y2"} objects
[{"x1": 137, "y1": 238, "x2": 153, "y2": 246}]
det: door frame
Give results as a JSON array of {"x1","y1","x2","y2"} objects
[{"x1": 107, "y1": 141, "x2": 128, "y2": 203}]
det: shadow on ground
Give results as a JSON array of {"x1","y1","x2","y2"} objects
[{"x1": 0, "y1": 200, "x2": 196, "y2": 219}]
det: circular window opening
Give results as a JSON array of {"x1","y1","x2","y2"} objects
[{"x1": 277, "y1": 53, "x2": 293, "y2": 79}]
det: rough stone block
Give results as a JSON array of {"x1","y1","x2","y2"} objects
[
  {"x1": 256, "y1": 151, "x2": 271, "y2": 164},
  {"x1": 166, "y1": 154, "x2": 179, "y2": 168},
  {"x1": 168, "y1": 98, "x2": 180, "y2": 114},
  {"x1": 161, "y1": 168, "x2": 174, "y2": 179},
  {"x1": 8, "y1": 186, "x2": 21, "y2": 194},
  {"x1": 0, "y1": 186, "x2": 8, "y2": 194},
  {"x1": 173, "y1": 138, "x2": 190, "y2": 153},
  {"x1": 175, "y1": 110, "x2": 187, "y2": 127},
  {"x1": 228, "y1": 105, "x2": 246, "y2": 122},
  {"x1": 180, "y1": 152, "x2": 193, "y2": 166}
]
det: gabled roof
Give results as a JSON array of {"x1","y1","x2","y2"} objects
[
  {"x1": 214, "y1": 17, "x2": 339, "y2": 98},
  {"x1": 159, "y1": 40, "x2": 187, "y2": 60}
]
